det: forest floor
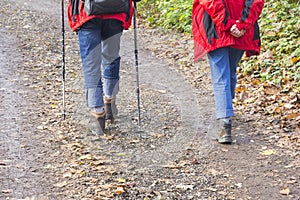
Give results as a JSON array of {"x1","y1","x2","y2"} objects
[{"x1": 0, "y1": 0, "x2": 299, "y2": 199}]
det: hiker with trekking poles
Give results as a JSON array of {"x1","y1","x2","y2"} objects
[
  {"x1": 65, "y1": 0, "x2": 141, "y2": 134},
  {"x1": 192, "y1": 0, "x2": 264, "y2": 144}
]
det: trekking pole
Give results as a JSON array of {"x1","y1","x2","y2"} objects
[
  {"x1": 133, "y1": 1, "x2": 141, "y2": 131},
  {"x1": 61, "y1": 0, "x2": 66, "y2": 120}
]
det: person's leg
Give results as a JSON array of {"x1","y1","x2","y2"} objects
[
  {"x1": 101, "y1": 19, "x2": 123, "y2": 121},
  {"x1": 208, "y1": 47, "x2": 233, "y2": 144},
  {"x1": 208, "y1": 47, "x2": 233, "y2": 120},
  {"x1": 101, "y1": 19, "x2": 123, "y2": 98},
  {"x1": 78, "y1": 19, "x2": 104, "y2": 109},
  {"x1": 78, "y1": 19, "x2": 105, "y2": 133},
  {"x1": 229, "y1": 48, "x2": 244, "y2": 99}
]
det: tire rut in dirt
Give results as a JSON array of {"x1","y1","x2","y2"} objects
[{"x1": 0, "y1": 28, "x2": 52, "y2": 199}]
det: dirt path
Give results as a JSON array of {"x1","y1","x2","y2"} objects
[
  {"x1": 0, "y1": 27, "x2": 59, "y2": 199},
  {"x1": 0, "y1": 0, "x2": 299, "y2": 199}
]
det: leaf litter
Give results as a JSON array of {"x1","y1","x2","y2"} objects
[{"x1": 0, "y1": 0, "x2": 299, "y2": 199}]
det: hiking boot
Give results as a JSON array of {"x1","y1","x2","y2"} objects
[
  {"x1": 216, "y1": 119, "x2": 232, "y2": 144},
  {"x1": 90, "y1": 109, "x2": 106, "y2": 135},
  {"x1": 104, "y1": 96, "x2": 118, "y2": 122},
  {"x1": 218, "y1": 122, "x2": 232, "y2": 144}
]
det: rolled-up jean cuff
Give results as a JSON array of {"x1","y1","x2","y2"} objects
[
  {"x1": 215, "y1": 109, "x2": 234, "y2": 119},
  {"x1": 86, "y1": 88, "x2": 104, "y2": 108}
]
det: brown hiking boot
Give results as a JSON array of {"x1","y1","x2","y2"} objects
[
  {"x1": 208, "y1": 119, "x2": 233, "y2": 144},
  {"x1": 104, "y1": 97, "x2": 118, "y2": 122},
  {"x1": 90, "y1": 109, "x2": 106, "y2": 134},
  {"x1": 216, "y1": 120, "x2": 232, "y2": 144}
]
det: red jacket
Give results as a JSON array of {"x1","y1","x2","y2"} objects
[
  {"x1": 68, "y1": 0, "x2": 133, "y2": 32},
  {"x1": 192, "y1": 0, "x2": 264, "y2": 61}
]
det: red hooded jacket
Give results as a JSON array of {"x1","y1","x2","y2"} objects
[
  {"x1": 68, "y1": 0, "x2": 133, "y2": 32},
  {"x1": 192, "y1": 0, "x2": 264, "y2": 61}
]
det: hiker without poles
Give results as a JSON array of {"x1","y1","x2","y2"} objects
[
  {"x1": 67, "y1": 0, "x2": 140, "y2": 134},
  {"x1": 192, "y1": 0, "x2": 264, "y2": 144}
]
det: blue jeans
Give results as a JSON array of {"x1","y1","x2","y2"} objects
[
  {"x1": 208, "y1": 47, "x2": 244, "y2": 119},
  {"x1": 77, "y1": 19, "x2": 123, "y2": 108}
]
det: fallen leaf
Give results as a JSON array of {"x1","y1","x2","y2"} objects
[
  {"x1": 285, "y1": 113, "x2": 300, "y2": 119},
  {"x1": 176, "y1": 184, "x2": 194, "y2": 190},
  {"x1": 161, "y1": 117, "x2": 167, "y2": 121},
  {"x1": 279, "y1": 187, "x2": 290, "y2": 195},
  {"x1": 54, "y1": 181, "x2": 68, "y2": 188},
  {"x1": 252, "y1": 79, "x2": 261, "y2": 85},
  {"x1": 63, "y1": 172, "x2": 73, "y2": 178},
  {"x1": 260, "y1": 149, "x2": 276, "y2": 156},
  {"x1": 50, "y1": 103, "x2": 58, "y2": 109},
  {"x1": 284, "y1": 164, "x2": 294, "y2": 168},
  {"x1": 99, "y1": 184, "x2": 114, "y2": 189},
  {"x1": 97, "y1": 191, "x2": 114, "y2": 198},
  {"x1": 163, "y1": 163, "x2": 183, "y2": 169},
  {"x1": 117, "y1": 153, "x2": 127, "y2": 157},
  {"x1": 291, "y1": 57, "x2": 299, "y2": 64},
  {"x1": 79, "y1": 154, "x2": 93, "y2": 160},
  {"x1": 126, "y1": 181, "x2": 137, "y2": 187},
  {"x1": 265, "y1": 86, "x2": 280, "y2": 95},
  {"x1": 115, "y1": 187, "x2": 125, "y2": 195},
  {"x1": 207, "y1": 187, "x2": 217, "y2": 192},
  {"x1": 207, "y1": 168, "x2": 220, "y2": 176},
  {"x1": 116, "y1": 178, "x2": 126, "y2": 183},
  {"x1": 287, "y1": 179, "x2": 297, "y2": 184},
  {"x1": 149, "y1": 132, "x2": 165, "y2": 138},
  {"x1": 91, "y1": 158, "x2": 112, "y2": 166},
  {"x1": 221, "y1": 148, "x2": 229, "y2": 152},
  {"x1": 236, "y1": 87, "x2": 247, "y2": 93},
  {"x1": 283, "y1": 103, "x2": 295, "y2": 109}
]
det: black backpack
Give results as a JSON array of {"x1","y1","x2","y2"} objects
[{"x1": 84, "y1": 0, "x2": 130, "y2": 16}]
